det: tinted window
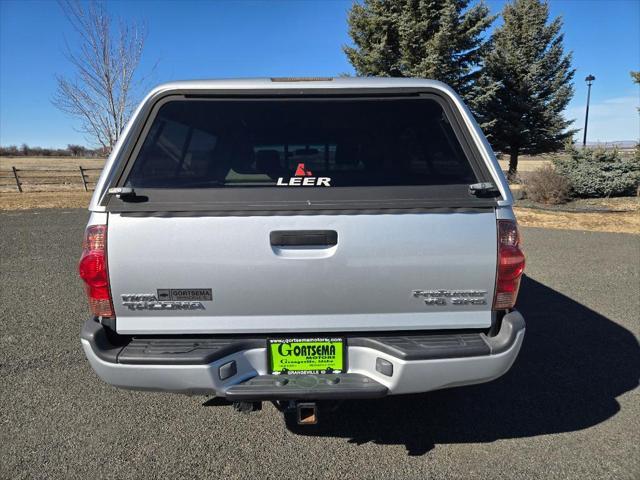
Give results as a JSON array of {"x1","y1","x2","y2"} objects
[{"x1": 126, "y1": 98, "x2": 478, "y2": 188}]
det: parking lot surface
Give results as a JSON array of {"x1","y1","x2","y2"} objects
[{"x1": 1, "y1": 209, "x2": 638, "y2": 479}]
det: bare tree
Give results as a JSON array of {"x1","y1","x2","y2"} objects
[{"x1": 53, "y1": 0, "x2": 148, "y2": 151}]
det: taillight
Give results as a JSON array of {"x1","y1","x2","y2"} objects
[
  {"x1": 78, "y1": 225, "x2": 114, "y2": 317},
  {"x1": 493, "y1": 220, "x2": 525, "y2": 310}
]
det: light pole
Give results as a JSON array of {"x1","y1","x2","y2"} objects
[{"x1": 583, "y1": 74, "x2": 596, "y2": 147}]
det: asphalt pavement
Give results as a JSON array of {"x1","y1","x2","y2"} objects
[{"x1": 1, "y1": 209, "x2": 638, "y2": 479}]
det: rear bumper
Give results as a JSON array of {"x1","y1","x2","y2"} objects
[{"x1": 81, "y1": 311, "x2": 525, "y2": 399}]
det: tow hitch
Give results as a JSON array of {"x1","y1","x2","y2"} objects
[
  {"x1": 231, "y1": 399, "x2": 342, "y2": 426},
  {"x1": 271, "y1": 400, "x2": 321, "y2": 426},
  {"x1": 295, "y1": 402, "x2": 318, "y2": 425}
]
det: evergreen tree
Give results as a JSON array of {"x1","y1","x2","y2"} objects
[
  {"x1": 478, "y1": 0, "x2": 575, "y2": 176},
  {"x1": 344, "y1": 0, "x2": 495, "y2": 106}
]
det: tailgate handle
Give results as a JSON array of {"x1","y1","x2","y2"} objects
[{"x1": 270, "y1": 230, "x2": 338, "y2": 247}]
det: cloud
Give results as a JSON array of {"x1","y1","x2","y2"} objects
[{"x1": 566, "y1": 95, "x2": 639, "y2": 142}]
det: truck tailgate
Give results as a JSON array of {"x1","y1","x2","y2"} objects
[{"x1": 108, "y1": 211, "x2": 496, "y2": 334}]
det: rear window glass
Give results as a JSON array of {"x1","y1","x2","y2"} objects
[{"x1": 126, "y1": 98, "x2": 478, "y2": 189}]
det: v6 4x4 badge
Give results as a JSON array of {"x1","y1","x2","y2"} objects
[
  {"x1": 412, "y1": 289, "x2": 487, "y2": 306},
  {"x1": 276, "y1": 163, "x2": 331, "y2": 186}
]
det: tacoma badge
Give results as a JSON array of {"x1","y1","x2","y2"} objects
[{"x1": 121, "y1": 293, "x2": 206, "y2": 311}]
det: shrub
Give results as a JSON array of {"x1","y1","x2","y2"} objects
[
  {"x1": 0, "y1": 144, "x2": 106, "y2": 158},
  {"x1": 67, "y1": 144, "x2": 87, "y2": 156},
  {"x1": 553, "y1": 148, "x2": 640, "y2": 198},
  {"x1": 524, "y1": 165, "x2": 571, "y2": 204},
  {"x1": 0, "y1": 145, "x2": 19, "y2": 156}
]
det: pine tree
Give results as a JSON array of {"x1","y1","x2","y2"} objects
[
  {"x1": 478, "y1": 0, "x2": 575, "y2": 177},
  {"x1": 344, "y1": 0, "x2": 496, "y2": 106}
]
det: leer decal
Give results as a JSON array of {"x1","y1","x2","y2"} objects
[{"x1": 276, "y1": 163, "x2": 331, "y2": 187}]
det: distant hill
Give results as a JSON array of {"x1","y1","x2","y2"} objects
[{"x1": 585, "y1": 140, "x2": 637, "y2": 149}]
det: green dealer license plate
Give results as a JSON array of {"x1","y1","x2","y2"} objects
[{"x1": 268, "y1": 338, "x2": 345, "y2": 375}]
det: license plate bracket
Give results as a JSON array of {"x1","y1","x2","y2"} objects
[{"x1": 267, "y1": 338, "x2": 345, "y2": 375}]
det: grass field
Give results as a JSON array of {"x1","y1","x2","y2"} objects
[
  {"x1": 2, "y1": 155, "x2": 550, "y2": 172},
  {"x1": 0, "y1": 154, "x2": 549, "y2": 198},
  {"x1": 0, "y1": 156, "x2": 105, "y2": 170},
  {"x1": 0, "y1": 156, "x2": 105, "y2": 193},
  {"x1": 497, "y1": 154, "x2": 552, "y2": 172},
  {"x1": 1, "y1": 155, "x2": 637, "y2": 235},
  {"x1": 1, "y1": 155, "x2": 547, "y2": 185}
]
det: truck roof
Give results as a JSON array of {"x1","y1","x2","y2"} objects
[{"x1": 145, "y1": 76, "x2": 454, "y2": 93}]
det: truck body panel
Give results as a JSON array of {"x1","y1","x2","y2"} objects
[{"x1": 108, "y1": 211, "x2": 496, "y2": 334}]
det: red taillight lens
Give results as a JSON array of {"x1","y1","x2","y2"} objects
[
  {"x1": 493, "y1": 220, "x2": 525, "y2": 310},
  {"x1": 78, "y1": 225, "x2": 114, "y2": 317}
]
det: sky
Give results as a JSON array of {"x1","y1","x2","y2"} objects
[{"x1": 0, "y1": 0, "x2": 638, "y2": 148}]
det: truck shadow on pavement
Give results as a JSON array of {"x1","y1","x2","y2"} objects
[{"x1": 286, "y1": 275, "x2": 640, "y2": 455}]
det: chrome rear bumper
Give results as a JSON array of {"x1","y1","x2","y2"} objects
[{"x1": 81, "y1": 311, "x2": 525, "y2": 398}]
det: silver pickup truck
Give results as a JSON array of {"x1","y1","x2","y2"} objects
[{"x1": 79, "y1": 77, "x2": 525, "y2": 424}]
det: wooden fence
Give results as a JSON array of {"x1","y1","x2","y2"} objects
[{"x1": 0, "y1": 166, "x2": 102, "y2": 193}]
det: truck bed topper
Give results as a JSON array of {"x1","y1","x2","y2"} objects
[{"x1": 90, "y1": 77, "x2": 512, "y2": 212}]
